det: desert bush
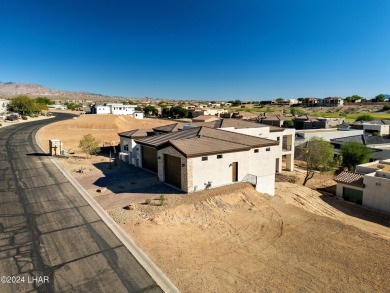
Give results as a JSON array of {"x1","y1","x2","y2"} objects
[
  {"x1": 78, "y1": 134, "x2": 100, "y2": 158},
  {"x1": 383, "y1": 105, "x2": 390, "y2": 111},
  {"x1": 144, "y1": 198, "x2": 151, "y2": 205},
  {"x1": 159, "y1": 195, "x2": 165, "y2": 206},
  {"x1": 21, "y1": 115, "x2": 28, "y2": 120}
]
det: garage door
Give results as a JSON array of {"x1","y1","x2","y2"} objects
[
  {"x1": 142, "y1": 146, "x2": 157, "y2": 172},
  {"x1": 343, "y1": 187, "x2": 363, "y2": 205},
  {"x1": 164, "y1": 155, "x2": 181, "y2": 188}
]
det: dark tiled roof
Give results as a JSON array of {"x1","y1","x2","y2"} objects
[
  {"x1": 135, "y1": 126, "x2": 279, "y2": 157},
  {"x1": 136, "y1": 127, "x2": 200, "y2": 147},
  {"x1": 331, "y1": 135, "x2": 390, "y2": 145},
  {"x1": 118, "y1": 129, "x2": 154, "y2": 138},
  {"x1": 334, "y1": 171, "x2": 364, "y2": 187},
  {"x1": 152, "y1": 123, "x2": 183, "y2": 133}
]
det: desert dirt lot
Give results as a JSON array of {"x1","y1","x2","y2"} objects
[
  {"x1": 122, "y1": 183, "x2": 390, "y2": 293},
  {"x1": 38, "y1": 113, "x2": 173, "y2": 152},
  {"x1": 38, "y1": 115, "x2": 390, "y2": 293}
]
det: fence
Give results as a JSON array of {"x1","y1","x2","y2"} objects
[{"x1": 242, "y1": 174, "x2": 257, "y2": 186}]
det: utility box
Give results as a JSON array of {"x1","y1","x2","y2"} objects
[{"x1": 49, "y1": 139, "x2": 63, "y2": 156}]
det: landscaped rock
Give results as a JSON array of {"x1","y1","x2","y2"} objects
[{"x1": 97, "y1": 187, "x2": 107, "y2": 193}]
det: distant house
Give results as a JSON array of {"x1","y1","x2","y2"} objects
[
  {"x1": 47, "y1": 104, "x2": 67, "y2": 110},
  {"x1": 0, "y1": 99, "x2": 10, "y2": 114},
  {"x1": 302, "y1": 98, "x2": 318, "y2": 107},
  {"x1": 133, "y1": 111, "x2": 144, "y2": 119},
  {"x1": 350, "y1": 120, "x2": 390, "y2": 136},
  {"x1": 258, "y1": 114, "x2": 289, "y2": 128},
  {"x1": 320, "y1": 97, "x2": 344, "y2": 107},
  {"x1": 293, "y1": 116, "x2": 345, "y2": 130},
  {"x1": 334, "y1": 160, "x2": 390, "y2": 214},
  {"x1": 91, "y1": 103, "x2": 137, "y2": 116},
  {"x1": 330, "y1": 135, "x2": 390, "y2": 161},
  {"x1": 118, "y1": 118, "x2": 296, "y2": 195}
]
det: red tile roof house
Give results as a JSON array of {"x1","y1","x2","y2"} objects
[{"x1": 118, "y1": 119, "x2": 296, "y2": 195}]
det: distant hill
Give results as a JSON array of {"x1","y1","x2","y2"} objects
[{"x1": 0, "y1": 81, "x2": 118, "y2": 101}]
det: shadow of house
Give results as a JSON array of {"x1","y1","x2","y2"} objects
[
  {"x1": 317, "y1": 192, "x2": 390, "y2": 229},
  {"x1": 92, "y1": 161, "x2": 183, "y2": 195}
]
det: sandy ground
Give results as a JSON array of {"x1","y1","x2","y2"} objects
[
  {"x1": 121, "y1": 183, "x2": 390, "y2": 293},
  {"x1": 37, "y1": 116, "x2": 390, "y2": 292},
  {"x1": 38, "y1": 114, "x2": 173, "y2": 153}
]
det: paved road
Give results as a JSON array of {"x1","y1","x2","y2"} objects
[{"x1": 0, "y1": 113, "x2": 164, "y2": 292}]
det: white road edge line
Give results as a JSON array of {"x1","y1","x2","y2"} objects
[{"x1": 36, "y1": 126, "x2": 180, "y2": 293}]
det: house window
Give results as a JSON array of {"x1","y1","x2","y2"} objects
[
  {"x1": 254, "y1": 149, "x2": 259, "y2": 153},
  {"x1": 217, "y1": 154, "x2": 223, "y2": 159},
  {"x1": 266, "y1": 148, "x2": 270, "y2": 151},
  {"x1": 277, "y1": 137, "x2": 280, "y2": 142},
  {"x1": 123, "y1": 141, "x2": 129, "y2": 151},
  {"x1": 202, "y1": 156, "x2": 208, "y2": 161}
]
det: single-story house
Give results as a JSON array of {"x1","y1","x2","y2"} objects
[
  {"x1": 135, "y1": 126, "x2": 279, "y2": 195},
  {"x1": 334, "y1": 160, "x2": 390, "y2": 214}
]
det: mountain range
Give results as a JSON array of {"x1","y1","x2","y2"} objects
[{"x1": 0, "y1": 81, "x2": 112, "y2": 100}]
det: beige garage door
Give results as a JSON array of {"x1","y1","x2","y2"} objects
[
  {"x1": 164, "y1": 155, "x2": 181, "y2": 188},
  {"x1": 142, "y1": 146, "x2": 158, "y2": 172}
]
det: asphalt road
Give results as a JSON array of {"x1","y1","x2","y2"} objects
[{"x1": 0, "y1": 113, "x2": 164, "y2": 293}]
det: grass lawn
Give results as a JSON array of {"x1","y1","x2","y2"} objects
[{"x1": 311, "y1": 112, "x2": 390, "y2": 122}]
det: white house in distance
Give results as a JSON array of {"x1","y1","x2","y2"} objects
[
  {"x1": 118, "y1": 119, "x2": 295, "y2": 195},
  {"x1": 0, "y1": 99, "x2": 10, "y2": 114},
  {"x1": 133, "y1": 111, "x2": 144, "y2": 119},
  {"x1": 91, "y1": 103, "x2": 138, "y2": 116},
  {"x1": 47, "y1": 104, "x2": 67, "y2": 110},
  {"x1": 334, "y1": 159, "x2": 390, "y2": 214}
]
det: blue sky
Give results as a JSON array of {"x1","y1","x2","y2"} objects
[{"x1": 0, "y1": 0, "x2": 389, "y2": 100}]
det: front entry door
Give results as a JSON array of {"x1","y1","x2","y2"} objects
[{"x1": 232, "y1": 162, "x2": 238, "y2": 182}]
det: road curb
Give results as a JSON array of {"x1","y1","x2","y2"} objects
[{"x1": 35, "y1": 126, "x2": 180, "y2": 293}]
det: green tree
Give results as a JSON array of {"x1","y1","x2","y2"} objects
[
  {"x1": 355, "y1": 114, "x2": 374, "y2": 121},
  {"x1": 78, "y1": 134, "x2": 100, "y2": 158},
  {"x1": 383, "y1": 105, "x2": 390, "y2": 111},
  {"x1": 64, "y1": 102, "x2": 82, "y2": 111},
  {"x1": 375, "y1": 94, "x2": 385, "y2": 102},
  {"x1": 341, "y1": 141, "x2": 372, "y2": 171},
  {"x1": 284, "y1": 120, "x2": 294, "y2": 128},
  {"x1": 299, "y1": 137, "x2": 338, "y2": 186},
  {"x1": 143, "y1": 105, "x2": 158, "y2": 116},
  {"x1": 8, "y1": 95, "x2": 37, "y2": 116},
  {"x1": 173, "y1": 106, "x2": 188, "y2": 118},
  {"x1": 345, "y1": 95, "x2": 363, "y2": 102},
  {"x1": 228, "y1": 99, "x2": 241, "y2": 106},
  {"x1": 297, "y1": 97, "x2": 304, "y2": 102},
  {"x1": 275, "y1": 98, "x2": 284, "y2": 102},
  {"x1": 35, "y1": 96, "x2": 55, "y2": 105},
  {"x1": 135, "y1": 106, "x2": 143, "y2": 111},
  {"x1": 290, "y1": 108, "x2": 298, "y2": 116},
  {"x1": 161, "y1": 107, "x2": 171, "y2": 117}
]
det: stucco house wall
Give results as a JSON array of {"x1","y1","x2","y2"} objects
[
  {"x1": 190, "y1": 146, "x2": 277, "y2": 195},
  {"x1": 111, "y1": 105, "x2": 136, "y2": 115},
  {"x1": 95, "y1": 106, "x2": 111, "y2": 114},
  {"x1": 335, "y1": 183, "x2": 364, "y2": 197},
  {"x1": 362, "y1": 173, "x2": 390, "y2": 214},
  {"x1": 119, "y1": 137, "x2": 137, "y2": 153},
  {"x1": 363, "y1": 124, "x2": 390, "y2": 136}
]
